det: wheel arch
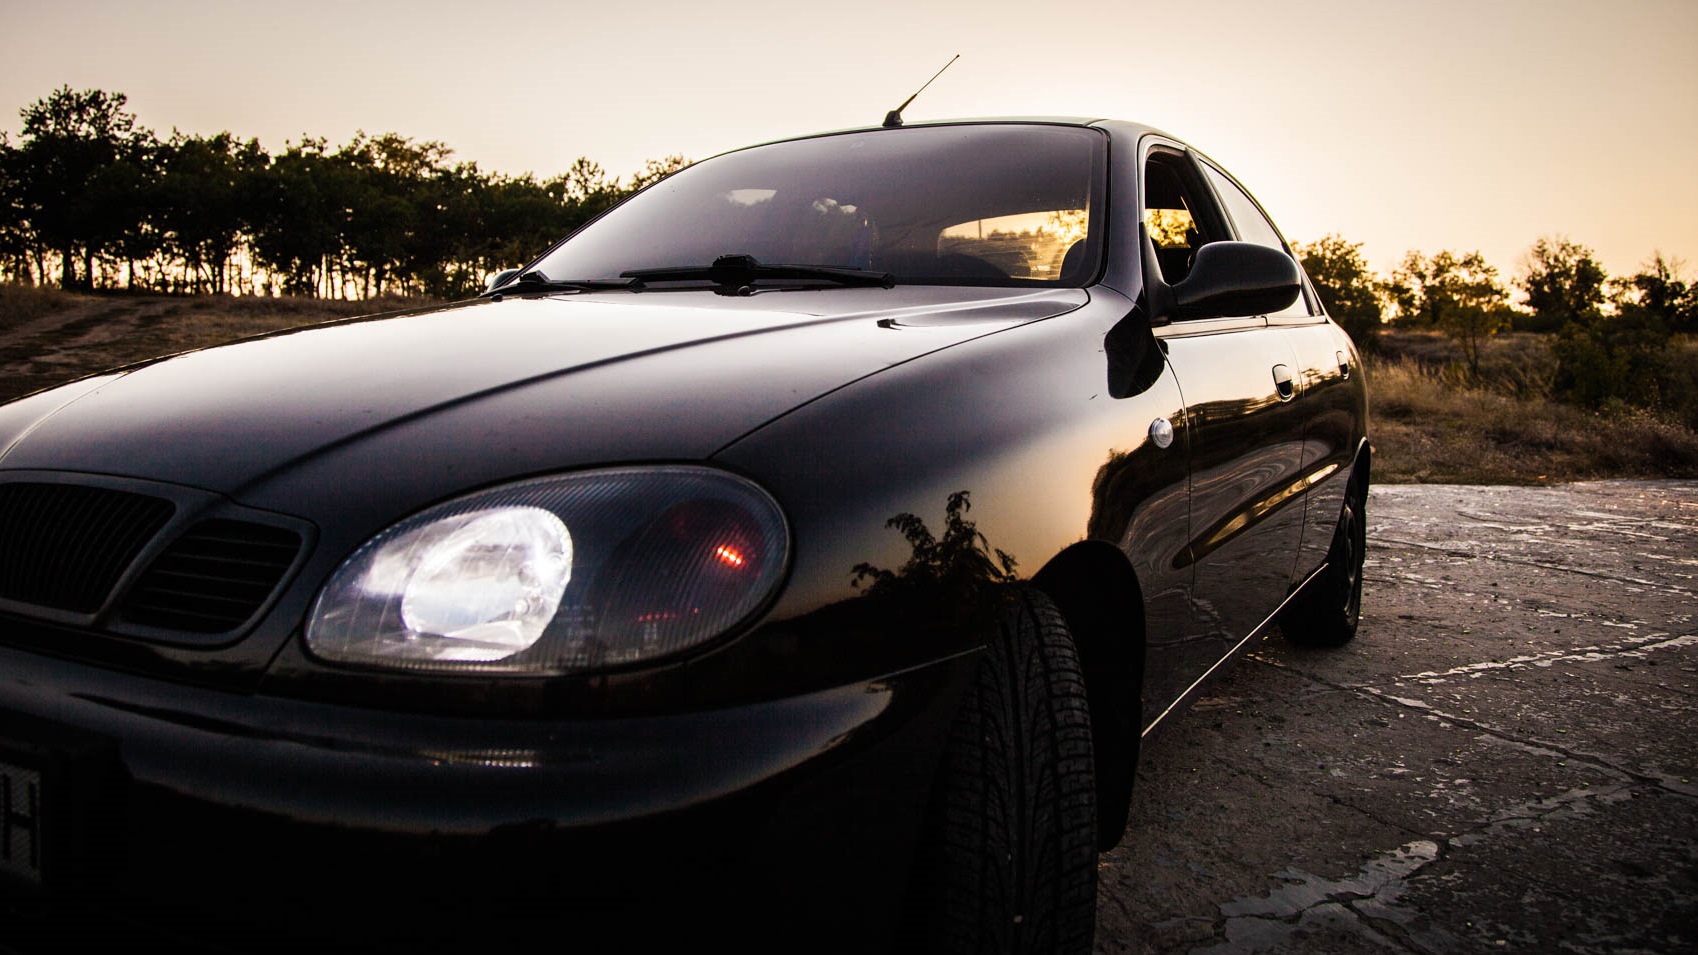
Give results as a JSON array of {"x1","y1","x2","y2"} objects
[
  {"x1": 1031, "y1": 540, "x2": 1145, "y2": 852},
  {"x1": 1350, "y1": 437, "x2": 1373, "y2": 499}
]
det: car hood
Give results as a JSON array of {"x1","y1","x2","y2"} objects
[{"x1": 0, "y1": 288, "x2": 1084, "y2": 511}]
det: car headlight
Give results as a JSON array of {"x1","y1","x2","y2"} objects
[{"x1": 304, "y1": 466, "x2": 789, "y2": 674}]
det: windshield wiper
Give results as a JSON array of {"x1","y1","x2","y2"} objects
[
  {"x1": 622, "y1": 254, "x2": 894, "y2": 294},
  {"x1": 484, "y1": 269, "x2": 634, "y2": 298}
]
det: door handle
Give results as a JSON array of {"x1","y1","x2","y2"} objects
[{"x1": 1272, "y1": 364, "x2": 1295, "y2": 401}]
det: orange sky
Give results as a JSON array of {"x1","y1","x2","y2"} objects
[{"x1": 3, "y1": 0, "x2": 1695, "y2": 286}]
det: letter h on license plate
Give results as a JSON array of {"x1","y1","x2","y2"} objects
[
  {"x1": 1, "y1": 756, "x2": 43, "y2": 887},
  {"x1": 0, "y1": 723, "x2": 122, "y2": 895}
]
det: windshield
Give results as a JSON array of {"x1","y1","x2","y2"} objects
[{"x1": 529, "y1": 123, "x2": 1107, "y2": 288}]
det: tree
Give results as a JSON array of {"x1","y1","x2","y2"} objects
[
  {"x1": 156, "y1": 131, "x2": 268, "y2": 293},
  {"x1": 248, "y1": 139, "x2": 351, "y2": 296},
  {"x1": 407, "y1": 160, "x2": 489, "y2": 298},
  {"x1": 1387, "y1": 250, "x2": 1501, "y2": 326},
  {"x1": 85, "y1": 129, "x2": 167, "y2": 290},
  {"x1": 0, "y1": 133, "x2": 36, "y2": 283},
  {"x1": 1295, "y1": 234, "x2": 1382, "y2": 352},
  {"x1": 470, "y1": 172, "x2": 570, "y2": 279},
  {"x1": 12, "y1": 86, "x2": 151, "y2": 289},
  {"x1": 1545, "y1": 253, "x2": 1696, "y2": 421},
  {"x1": 628, "y1": 154, "x2": 690, "y2": 192},
  {"x1": 335, "y1": 132, "x2": 454, "y2": 297},
  {"x1": 1550, "y1": 307, "x2": 1670, "y2": 412},
  {"x1": 0, "y1": 86, "x2": 704, "y2": 298},
  {"x1": 1390, "y1": 249, "x2": 1510, "y2": 378},
  {"x1": 1519, "y1": 235, "x2": 1607, "y2": 332},
  {"x1": 1443, "y1": 300, "x2": 1515, "y2": 381},
  {"x1": 1617, "y1": 253, "x2": 1696, "y2": 336}
]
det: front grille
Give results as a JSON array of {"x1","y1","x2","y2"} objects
[
  {"x1": 0, "y1": 483, "x2": 176, "y2": 613},
  {"x1": 120, "y1": 520, "x2": 303, "y2": 633}
]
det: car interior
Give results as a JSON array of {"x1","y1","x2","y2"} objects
[{"x1": 1143, "y1": 151, "x2": 1225, "y2": 286}]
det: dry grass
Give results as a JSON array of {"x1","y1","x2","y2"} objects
[
  {"x1": 85, "y1": 294, "x2": 428, "y2": 366},
  {"x1": 0, "y1": 288, "x2": 442, "y2": 402},
  {"x1": 1368, "y1": 356, "x2": 1698, "y2": 483},
  {"x1": 0, "y1": 283, "x2": 88, "y2": 333}
]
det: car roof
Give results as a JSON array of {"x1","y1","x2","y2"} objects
[{"x1": 719, "y1": 116, "x2": 1169, "y2": 157}]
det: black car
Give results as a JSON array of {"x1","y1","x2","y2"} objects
[{"x1": 0, "y1": 118, "x2": 1367, "y2": 952}]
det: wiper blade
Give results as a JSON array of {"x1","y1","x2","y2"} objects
[
  {"x1": 484, "y1": 270, "x2": 634, "y2": 297},
  {"x1": 622, "y1": 254, "x2": 894, "y2": 293}
]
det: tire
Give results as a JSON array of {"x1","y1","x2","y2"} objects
[
  {"x1": 1281, "y1": 482, "x2": 1366, "y2": 647},
  {"x1": 910, "y1": 590, "x2": 1097, "y2": 954}
]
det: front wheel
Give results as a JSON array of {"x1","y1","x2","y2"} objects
[{"x1": 910, "y1": 590, "x2": 1097, "y2": 953}]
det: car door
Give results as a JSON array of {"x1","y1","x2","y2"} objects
[
  {"x1": 1138, "y1": 143, "x2": 1310, "y2": 724},
  {"x1": 1195, "y1": 157, "x2": 1358, "y2": 581}
]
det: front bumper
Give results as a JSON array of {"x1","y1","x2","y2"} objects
[{"x1": 0, "y1": 641, "x2": 971, "y2": 950}]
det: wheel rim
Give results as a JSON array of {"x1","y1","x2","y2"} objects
[{"x1": 1340, "y1": 497, "x2": 1363, "y2": 624}]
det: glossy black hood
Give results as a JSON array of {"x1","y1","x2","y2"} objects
[{"x1": 0, "y1": 288, "x2": 1085, "y2": 508}]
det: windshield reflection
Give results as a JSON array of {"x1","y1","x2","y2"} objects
[{"x1": 531, "y1": 124, "x2": 1107, "y2": 289}]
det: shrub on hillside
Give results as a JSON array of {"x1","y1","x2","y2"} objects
[
  {"x1": 1367, "y1": 352, "x2": 1698, "y2": 482},
  {"x1": 1550, "y1": 309, "x2": 1674, "y2": 414}
]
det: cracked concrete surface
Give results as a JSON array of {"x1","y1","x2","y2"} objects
[{"x1": 1095, "y1": 481, "x2": 1698, "y2": 953}]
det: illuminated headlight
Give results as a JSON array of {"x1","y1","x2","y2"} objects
[{"x1": 305, "y1": 467, "x2": 788, "y2": 674}]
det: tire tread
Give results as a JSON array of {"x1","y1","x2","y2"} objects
[{"x1": 915, "y1": 591, "x2": 1097, "y2": 954}]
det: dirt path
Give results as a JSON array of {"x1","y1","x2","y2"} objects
[
  {"x1": 0, "y1": 294, "x2": 390, "y2": 403},
  {"x1": 1096, "y1": 481, "x2": 1698, "y2": 954},
  {"x1": 0, "y1": 297, "x2": 184, "y2": 399}
]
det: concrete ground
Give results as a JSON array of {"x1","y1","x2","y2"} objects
[{"x1": 1095, "y1": 481, "x2": 1698, "y2": 954}]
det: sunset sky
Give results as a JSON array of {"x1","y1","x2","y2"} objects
[{"x1": 3, "y1": 0, "x2": 1694, "y2": 285}]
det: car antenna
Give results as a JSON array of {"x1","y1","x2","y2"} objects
[{"x1": 883, "y1": 54, "x2": 960, "y2": 128}]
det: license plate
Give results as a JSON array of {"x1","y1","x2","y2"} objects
[{"x1": 1, "y1": 755, "x2": 44, "y2": 887}]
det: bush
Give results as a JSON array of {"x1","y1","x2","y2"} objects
[
  {"x1": 1550, "y1": 308, "x2": 1675, "y2": 414},
  {"x1": 1377, "y1": 329, "x2": 1557, "y2": 401},
  {"x1": 1475, "y1": 333, "x2": 1558, "y2": 400}
]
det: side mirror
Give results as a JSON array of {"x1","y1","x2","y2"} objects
[
  {"x1": 1170, "y1": 241, "x2": 1300, "y2": 319},
  {"x1": 485, "y1": 268, "x2": 522, "y2": 293}
]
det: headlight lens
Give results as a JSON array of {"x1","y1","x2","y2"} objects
[{"x1": 304, "y1": 467, "x2": 788, "y2": 674}]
